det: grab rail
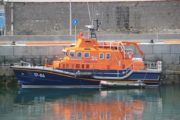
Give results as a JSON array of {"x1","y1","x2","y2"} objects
[
  {"x1": 145, "y1": 61, "x2": 162, "y2": 71},
  {"x1": 13, "y1": 61, "x2": 31, "y2": 67}
]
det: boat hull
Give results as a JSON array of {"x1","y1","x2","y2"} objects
[
  {"x1": 13, "y1": 67, "x2": 100, "y2": 88},
  {"x1": 12, "y1": 66, "x2": 161, "y2": 88}
]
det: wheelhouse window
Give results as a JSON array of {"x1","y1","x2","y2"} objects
[
  {"x1": 99, "y1": 53, "x2": 104, "y2": 59},
  {"x1": 106, "y1": 53, "x2": 111, "y2": 60},
  {"x1": 76, "y1": 52, "x2": 82, "y2": 58},
  {"x1": 62, "y1": 49, "x2": 68, "y2": 56},
  {"x1": 84, "y1": 52, "x2": 90, "y2": 58},
  {"x1": 69, "y1": 51, "x2": 75, "y2": 57},
  {"x1": 63, "y1": 52, "x2": 67, "y2": 56}
]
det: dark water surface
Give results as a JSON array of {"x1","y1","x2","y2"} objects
[{"x1": 0, "y1": 85, "x2": 180, "y2": 120}]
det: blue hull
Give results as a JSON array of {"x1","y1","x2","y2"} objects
[{"x1": 13, "y1": 67, "x2": 161, "y2": 88}]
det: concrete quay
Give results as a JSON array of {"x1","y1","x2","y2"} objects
[{"x1": 0, "y1": 41, "x2": 180, "y2": 84}]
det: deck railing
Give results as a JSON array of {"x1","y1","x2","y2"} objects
[{"x1": 144, "y1": 61, "x2": 162, "y2": 71}]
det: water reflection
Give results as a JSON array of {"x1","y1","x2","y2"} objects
[
  {"x1": 13, "y1": 88, "x2": 160, "y2": 120},
  {"x1": 1, "y1": 86, "x2": 180, "y2": 120}
]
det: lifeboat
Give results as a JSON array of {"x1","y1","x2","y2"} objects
[{"x1": 11, "y1": 32, "x2": 162, "y2": 88}]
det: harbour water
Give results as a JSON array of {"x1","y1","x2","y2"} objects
[{"x1": 0, "y1": 85, "x2": 180, "y2": 120}]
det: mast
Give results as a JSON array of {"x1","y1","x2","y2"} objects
[{"x1": 85, "y1": 19, "x2": 101, "y2": 39}]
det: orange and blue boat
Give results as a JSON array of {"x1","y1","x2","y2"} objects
[{"x1": 12, "y1": 32, "x2": 162, "y2": 88}]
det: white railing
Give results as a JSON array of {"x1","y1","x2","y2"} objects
[
  {"x1": 13, "y1": 60, "x2": 31, "y2": 66},
  {"x1": 145, "y1": 61, "x2": 162, "y2": 71}
]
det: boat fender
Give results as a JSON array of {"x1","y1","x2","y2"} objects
[
  {"x1": 157, "y1": 61, "x2": 162, "y2": 71},
  {"x1": 75, "y1": 70, "x2": 80, "y2": 78}
]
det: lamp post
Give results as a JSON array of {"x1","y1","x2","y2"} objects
[{"x1": 69, "y1": 0, "x2": 72, "y2": 36}]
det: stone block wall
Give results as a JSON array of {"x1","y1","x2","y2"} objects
[{"x1": 4, "y1": 1, "x2": 180, "y2": 35}]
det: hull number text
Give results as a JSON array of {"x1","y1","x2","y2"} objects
[{"x1": 34, "y1": 73, "x2": 45, "y2": 78}]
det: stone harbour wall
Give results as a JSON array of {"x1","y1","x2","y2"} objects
[{"x1": 4, "y1": 1, "x2": 180, "y2": 35}]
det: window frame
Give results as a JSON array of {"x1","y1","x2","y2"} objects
[
  {"x1": 99, "y1": 53, "x2": 104, "y2": 60},
  {"x1": 84, "y1": 52, "x2": 90, "y2": 58},
  {"x1": 69, "y1": 51, "x2": 75, "y2": 57},
  {"x1": 106, "y1": 53, "x2": 111, "y2": 60},
  {"x1": 76, "y1": 51, "x2": 82, "y2": 58}
]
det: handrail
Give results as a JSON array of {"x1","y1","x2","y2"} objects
[
  {"x1": 118, "y1": 41, "x2": 125, "y2": 58},
  {"x1": 13, "y1": 60, "x2": 32, "y2": 66},
  {"x1": 93, "y1": 70, "x2": 133, "y2": 80},
  {"x1": 144, "y1": 61, "x2": 162, "y2": 71}
]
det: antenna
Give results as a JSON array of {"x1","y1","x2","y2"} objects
[
  {"x1": 85, "y1": 25, "x2": 96, "y2": 39},
  {"x1": 87, "y1": 2, "x2": 91, "y2": 23},
  {"x1": 86, "y1": 2, "x2": 101, "y2": 39},
  {"x1": 85, "y1": 19, "x2": 101, "y2": 39},
  {"x1": 93, "y1": 19, "x2": 101, "y2": 31}
]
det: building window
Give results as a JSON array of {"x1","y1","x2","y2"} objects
[
  {"x1": 99, "y1": 53, "x2": 104, "y2": 59},
  {"x1": 84, "y1": 52, "x2": 90, "y2": 58},
  {"x1": 106, "y1": 53, "x2": 111, "y2": 60}
]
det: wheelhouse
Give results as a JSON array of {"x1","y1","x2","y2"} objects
[{"x1": 46, "y1": 32, "x2": 144, "y2": 71}]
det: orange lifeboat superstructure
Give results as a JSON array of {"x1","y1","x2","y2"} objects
[{"x1": 47, "y1": 32, "x2": 144, "y2": 71}]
